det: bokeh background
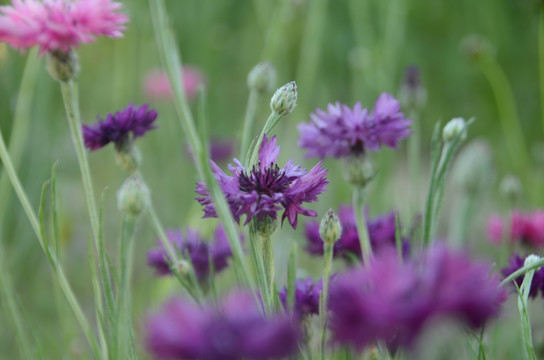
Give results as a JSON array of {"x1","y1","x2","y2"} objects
[{"x1": 0, "y1": 0, "x2": 542, "y2": 358}]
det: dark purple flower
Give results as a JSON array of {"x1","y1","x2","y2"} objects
[
  {"x1": 196, "y1": 135, "x2": 328, "y2": 229},
  {"x1": 145, "y1": 290, "x2": 300, "y2": 360},
  {"x1": 328, "y1": 244, "x2": 507, "y2": 352},
  {"x1": 297, "y1": 93, "x2": 412, "y2": 159},
  {"x1": 146, "y1": 225, "x2": 235, "y2": 279},
  {"x1": 305, "y1": 205, "x2": 409, "y2": 261},
  {"x1": 501, "y1": 253, "x2": 544, "y2": 299},
  {"x1": 278, "y1": 278, "x2": 322, "y2": 320},
  {"x1": 82, "y1": 103, "x2": 157, "y2": 151}
]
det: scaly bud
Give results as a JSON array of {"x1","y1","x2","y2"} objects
[
  {"x1": 442, "y1": 117, "x2": 467, "y2": 143},
  {"x1": 270, "y1": 81, "x2": 297, "y2": 116},
  {"x1": 46, "y1": 49, "x2": 79, "y2": 82},
  {"x1": 117, "y1": 175, "x2": 150, "y2": 217},
  {"x1": 247, "y1": 62, "x2": 276, "y2": 93},
  {"x1": 319, "y1": 209, "x2": 342, "y2": 246}
]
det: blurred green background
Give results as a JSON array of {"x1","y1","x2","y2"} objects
[{"x1": 0, "y1": 0, "x2": 543, "y2": 358}]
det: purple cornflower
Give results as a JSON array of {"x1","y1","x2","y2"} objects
[
  {"x1": 328, "y1": 244, "x2": 507, "y2": 351},
  {"x1": 147, "y1": 225, "x2": 235, "y2": 280},
  {"x1": 278, "y1": 277, "x2": 322, "y2": 320},
  {"x1": 305, "y1": 205, "x2": 408, "y2": 261},
  {"x1": 501, "y1": 253, "x2": 544, "y2": 299},
  {"x1": 82, "y1": 103, "x2": 157, "y2": 151},
  {"x1": 297, "y1": 93, "x2": 412, "y2": 159},
  {"x1": 185, "y1": 137, "x2": 235, "y2": 163},
  {"x1": 145, "y1": 290, "x2": 300, "y2": 360},
  {"x1": 195, "y1": 135, "x2": 328, "y2": 229}
]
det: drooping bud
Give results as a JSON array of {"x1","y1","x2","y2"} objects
[
  {"x1": 117, "y1": 175, "x2": 150, "y2": 217},
  {"x1": 500, "y1": 174, "x2": 523, "y2": 205},
  {"x1": 319, "y1": 209, "x2": 342, "y2": 246},
  {"x1": 452, "y1": 139, "x2": 493, "y2": 195},
  {"x1": 247, "y1": 62, "x2": 276, "y2": 93},
  {"x1": 343, "y1": 154, "x2": 375, "y2": 187},
  {"x1": 398, "y1": 65, "x2": 427, "y2": 111},
  {"x1": 442, "y1": 117, "x2": 467, "y2": 143},
  {"x1": 46, "y1": 49, "x2": 79, "y2": 82},
  {"x1": 270, "y1": 81, "x2": 297, "y2": 116}
]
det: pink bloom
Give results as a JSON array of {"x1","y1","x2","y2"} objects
[
  {"x1": 486, "y1": 215, "x2": 503, "y2": 245},
  {"x1": 487, "y1": 210, "x2": 544, "y2": 248},
  {"x1": 0, "y1": 0, "x2": 127, "y2": 54},
  {"x1": 143, "y1": 66, "x2": 206, "y2": 101}
]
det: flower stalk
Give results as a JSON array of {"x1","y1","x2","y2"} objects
[{"x1": 353, "y1": 186, "x2": 372, "y2": 265}]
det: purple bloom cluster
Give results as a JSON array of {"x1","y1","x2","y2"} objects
[
  {"x1": 328, "y1": 244, "x2": 507, "y2": 351},
  {"x1": 501, "y1": 253, "x2": 544, "y2": 299},
  {"x1": 278, "y1": 277, "x2": 322, "y2": 320},
  {"x1": 82, "y1": 103, "x2": 157, "y2": 151},
  {"x1": 196, "y1": 135, "x2": 328, "y2": 229},
  {"x1": 297, "y1": 93, "x2": 412, "y2": 159},
  {"x1": 147, "y1": 225, "x2": 235, "y2": 280},
  {"x1": 305, "y1": 205, "x2": 408, "y2": 261},
  {"x1": 146, "y1": 291, "x2": 300, "y2": 360}
]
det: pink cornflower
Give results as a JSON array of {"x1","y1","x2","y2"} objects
[
  {"x1": 143, "y1": 66, "x2": 206, "y2": 101},
  {"x1": 0, "y1": 0, "x2": 127, "y2": 54},
  {"x1": 487, "y1": 210, "x2": 544, "y2": 248}
]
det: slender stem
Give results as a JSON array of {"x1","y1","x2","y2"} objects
[
  {"x1": 539, "y1": 3, "x2": 544, "y2": 138},
  {"x1": 500, "y1": 258, "x2": 544, "y2": 287},
  {"x1": 407, "y1": 108, "x2": 421, "y2": 209},
  {"x1": 247, "y1": 111, "x2": 282, "y2": 168},
  {"x1": 241, "y1": 89, "x2": 260, "y2": 164},
  {"x1": 320, "y1": 243, "x2": 333, "y2": 360},
  {"x1": 262, "y1": 233, "x2": 275, "y2": 312},
  {"x1": 352, "y1": 186, "x2": 372, "y2": 265},
  {"x1": 0, "y1": 126, "x2": 100, "y2": 356}
]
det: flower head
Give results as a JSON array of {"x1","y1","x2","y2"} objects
[
  {"x1": 278, "y1": 277, "x2": 322, "y2": 320},
  {"x1": 486, "y1": 210, "x2": 544, "y2": 248},
  {"x1": 297, "y1": 93, "x2": 412, "y2": 159},
  {"x1": 82, "y1": 103, "x2": 157, "y2": 151},
  {"x1": 185, "y1": 138, "x2": 235, "y2": 164},
  {"x1": 501, "y1": 253, "x2": 544, "y2": 299},
  {"x1": 145, "y1": 290, "x2": 300, "y2": 360},
  {"x1": 196, "y1": 135, "x2": 328, "y2": 229},
  {"x1": 304, "y1": 205, "x2": 408, "y2": 261},
  {"x1": 0, "y1": 0, "x2": 128, "y2": 54},
  {"x1": 147, "y1": 225, "x2": 235, "y2": 279},
  {"x1": 143, "y1": 66, "x2": 206, "y2": 101},
  {"x1": 328, "y1": 244, "x2": 506, "y2": 351}
]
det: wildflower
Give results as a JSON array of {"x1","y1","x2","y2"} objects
[
  {"x1": 304, "y1": 205, "x2": 408, "y2": 260},
  {"x1": 82, "y1": 103, "x2": 157, "y2": 152},
  {"x1": 486, "y1": 210, "x2": 544, "y2": 247},
  {"x1": 297, "y1": 93, "x2": 412, "y2": 160},
  {"x1": 501, "y1": 253, "x2": 544, "y2": 299},
  {"x1": 147, "y1": 225, "x2": 235, "y2": 280},
  {"x1": 328, "y1": 245, "x2": 506, "y2": 351},
  {"x1": 185, "y1": 138, "x2": 235, "y2": 164},
  {"x1": 145, "y1": 290, "x2": 300, "y2": 360},
  {"x1": 143, "y1": 66, "x2": 205, "y2": 101},
  {"x1": 0, "y1": 0, "x2": 127, "y2": 54},
  {"x1": 195, "y1": 135, "x2": 328, "y2": 229},
  {"x1": 278, "y1": 278, "x2": 322, "y2": 320}
]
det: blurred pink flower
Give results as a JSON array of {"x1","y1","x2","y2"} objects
[
  {"x1": 143, "y1": 66, "x2": 205, "y2": 101},
  {"x1": 486, "y1": 210, "x2": 544, "y2": 247},
  {"x1": 0, "y1": 0, "x2": 127, "y2": 54}
]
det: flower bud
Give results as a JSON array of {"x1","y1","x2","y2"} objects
[
  {"x1": 117, "y1": 175, "x2": 150, "y2": 217},
  {"x1": 524, "y1": 254, "x2": 541, "y2": 268},
  {"x1": 343, "y1": 154, "x2": 375, "y2": 187},
  {"x1": 115, "y1": 145, "x2": 141, "y2": 173},
  {"x1": 452, "y1": 139, "x2": 493, "y2": 195},
  {"x1": 46, "y1": 49, "x2": 79, "y2": 82},
  {"x1": 172, "y1": 259, "x2": 191, "y2": 276},
  {"x1": 442, "y1": 117, "x2": 467, "y2": 143},
  {"x1": 500, "y1": 174, "x2": 522, "y2": 204},
  {"x1": 319, "y1": 209, "x2": 342, "y2": 246},
  {"x1": 460, "y1": 34, "x2": 495, "y2": 62},
  {"x1": 270, "y1": 81, "x2": 297, "y2": 116},
  {"x1": 253, "y1": 215, "x2": 278, "y2": 237},
  {"x1": 247, "y1": 62, "x2": 276, "y2": 93},
  {"x1": 398, "y1": 65, "x2": 427, "y2": 111}
]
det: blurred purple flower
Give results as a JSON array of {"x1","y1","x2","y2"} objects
[
  {"x1": 487, "y1": 210, "x2": 544, "y2": 248},
  {"x1": 278, "y1": 277, "x2": 322, "y2": 320},
  {"x1": 297, "y1": 93, "x2": 412, "y2": 159},
  {"x1": 328, "y1": 244, "x2": 507, "y2": 351},
  {"x1": 304, "y1": 205, "x2": 409, "y2": 261},
  {"x1": 185, "y1": 138, "x2": 235, "y2": 164},
  {"x1": 82, "y1": 103, "x2": 157, "y2": 151},
  {"x1": 145, "y1": 290, "x2": 300, "y2": 360},
  {"x1": 196, "y1": 135, "x2": 328, "y2": 229},
  {"x1": 501, "y1": 253, "x2": 544, "y2": 299},
  {"x1": 143, "y1": 65, "x2": 206, "y2": 101},
  {"x1": 147, "y1": 225, "x2": 235, "y2": 280}
]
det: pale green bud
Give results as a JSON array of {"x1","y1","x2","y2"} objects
[
  {"x1": 270, "y1": 81, "x2": 297, "y2": 116},
  {"x1": 524, "y1": 254, "x2": 541, "y2": 268},
  {"x1": 253, "y1": 215, "x2": 278, "y2": 237},
  {"x1": 343, "y1": 154, "x2": 375, "y2": 187},
  {"x1": 117, "y1": 175, "x2": 150, "y2": 217},
  {"x1": 442, "y1": 117, "x2": 467, "y2": 142},
  {"x1": 46, "y1": 49, "x2": 79, "y2": 82},
  {"x1": 500, "y1": 174, "x2": 523, "y2": 204},
  {"x1": 115, "y1": 145, "x2": 141, "y2": 173},
  {"x1": 319, "y1": 209, "x2": 342, "y2": 246},
  {"x1": 247, "y1": 62, "x2": 276, "y2": 93},
  {"x1": 452, "y1": 139, "x2": 493, "y2": 195}
]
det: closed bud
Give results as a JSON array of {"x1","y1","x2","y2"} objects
[
  {"x1": 500, "y1": 174, "x2": 522, "y2": 204},
  {"x1": 46, "y1": 49, "x2": 79, "y2": 82},
  {"x1": 343, "y1": 154, "x2": 375, "y2": 187},
  {"x1": 452, "y1": 139, "x2": 493, "y2": 195},
  {"x1": 247, "y1": 62, "x2": 276, "y2": 93},
  {"x1": 398, "y1": 65, "x2": 427, "y2": 111},
  {"x1": 319, "y1": 209, "x2": 342, "y2": 246},
  {"x1": 442, "y1": 117, "x2": 467, "y2": 143},
  {"x1": 172, "y1": 260, "x2": 191, "y2": 276},
  {"x1": 115, "y1": 145, "x2": 141, "y2": 173},
  {"x1": 524, "y1": 254, "x2": 541, "y2": 268},
  {"x1": 117, "y1": 175, "x2": 150, "y2": 217},
  {"x1": 270, "y1": 81, "x2": 297, "y2": 116},
  {"x1": 253, "y1": 215, "x2": 278, "y2": 237},
  {"x1": 460, "y1": 34, "x2": 495, "y2": 62}
]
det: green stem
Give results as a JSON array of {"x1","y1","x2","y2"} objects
[
  {"x1": 241, "y1": 89, "x2": 260, "y2": 164},
  {"x1": 320, "y1": 243, "x2": 333, "y2": 360},
  {"x1": 500, "y1": 258, "x2": 544, "y2": 287},
  {"x1": 352, "y1": 186, "x2": 372, "y2": 265},
  {"x1": 262, "y1": 233, "x2": 275, "y2": 312},
  {"x1": 247, "y1": 111, "x2": 282, "y2": 168},
  {"x1": 0, "y1": 126, "x2": 100, "y2": 356},
  {"x1": 539, "y1": 3, "x2": 544, "y2": 138},
  {"x1": 407, "y1": 109, "x2": 421, "y2": 209},
  {"x1": 249, "y1": 229, "x2": 270, "y2": 312}
]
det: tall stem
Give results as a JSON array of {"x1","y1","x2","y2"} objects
[
  {"x1": 352, "y1": 186, "x2": 372, "y2": 265},
  {"x1": 241, "y1": 89, "x2": 260, "y2": 164},
  {"x1": 539, "y1": 3, "x2": 544, "y2": 138},
  {"x1": 262, "y1": 233, "x2": 275, "y2": 311},
  {"x1": 320, "y1": 242, "x2": 333, "y2": 360}
]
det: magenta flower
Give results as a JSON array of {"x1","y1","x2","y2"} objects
[
  {"x1": 145, "y1": 290, "x2": 300, "y2": 360},
  {"x1": 143, "y1": 65, "x2": 206, "y2": 101},
  {"x1": 501, "y1": 253, "x2": 544, "y2": 299},
  {"x1": 82, "y1": 103, "x2": 157, "y2": 151},
  {"x1": 328, "y1": 244, "x2": 507, "y2": 351},
  {"x1": 195, "y1": 135, "x2": 328, "y2": 229},
  {"x1": 297, "y1": 93, "x2": 412, "y2": 159},
  {"x1": 0, "y1": 0, "x2": 127, "y2": 54},
  {"x1": 304, "y1": 205, "x2": 409, "y2": 261},
  {"x1": 486, "y1": 210, "x2": 544, "y2": 247},
  {"x1": 278, "y1": 277, "x2": 322, "y2": 320},
  {"x1": 147, "y1": 225, "x2": 236, "y2": 280}
]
